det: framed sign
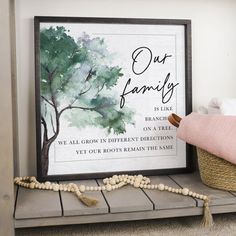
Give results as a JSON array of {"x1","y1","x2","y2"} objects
[{"x1": 34, "y1": 17, "x2": 192, "y2": 181}]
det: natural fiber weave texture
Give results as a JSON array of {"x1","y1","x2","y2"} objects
[{"x1": 197, "y1": 148, "x2": 236, "y2": 192}]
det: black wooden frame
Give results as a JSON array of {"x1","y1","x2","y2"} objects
[{"x1": 34, "y1": 16, "x2": 193, "y2": 181}]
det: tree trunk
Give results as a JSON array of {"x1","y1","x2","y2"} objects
[
  {"x1": 41, "y1": 141, "x2": 51, "y2": 176},
  {"x1": 41, "y1": 116, "x2": 60, "y2": 177}
]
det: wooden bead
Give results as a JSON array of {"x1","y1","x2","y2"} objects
[
  {"x1": 79, "y1": 185, "x2": 85, "y2": 192},
  {"x1": 73, "y1": 185, "x2": 79, "y2": 190},
  {"x1": 110, "y1": 179, "x2": 116, "y2": 185},
  {"x1": 45, "y1": 181, "x2": 51, "y2": 186},
  {"x1": 182, "y1": 188, "x2": 189, "y2": 196},
  {"x1": 53, "y1": 184, "x2": 59, "y2": 191},
  {"x1": 30, "y1": 177, "x2": 36, "y2": 182},
  {"x1": 158, "y1": 184, "x2": 165, "y2": 191},
  {"x1": 137, "y1": 174, "x2": 143, "y2": 180},
  {"x1": 134, "y1": 181, "x2": 140, "y2": 188},
  {"x1": 14, "y1": 177, "x2": 20, "y2": 182},
  {"x1": 106, "y1": 184, "x2": 112, "y2": 192},
  {"x1": 29, "y1": 183, "x2": 35, "y2": 189},
  {"x1": 41, "y1": 184, "x2": 46, "y2": 190}
]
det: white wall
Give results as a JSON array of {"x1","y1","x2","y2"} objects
[{"x1": 15, "y1": 0, "x2": 236, "y2": 176}]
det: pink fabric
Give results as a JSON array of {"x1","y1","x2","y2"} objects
[{"x1": 177, "y1": 112, "x2": 236, "y2": 165}]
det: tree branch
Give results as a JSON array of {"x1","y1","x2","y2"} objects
[
  {"x1": 41, "y1": 116, "x2": 48, "y2": 142},
  {"x1": 69, "y1": 85, "x2": 92, "y2": 107},
  {"x1": 50, "y1": 114, "x2": 56, "y2": 134},
  {"x1": 79, "y1": 85, "x2": 92, "y2": 96},
  {"x1": 48, "y1": 75, "x2": 58, "y2": 110},
  {"x1": 41, "y1": 96, "x2": 54, "y2": 107},
  {"x1": 42, "y1": 64, "x2": 50, "y2": 74},
  {"x1": 46, "y1": 72, "x2": 61, "y2": 144},
  {"x1": 96, "y1": 82, "x2": 105, "y2": 96},
  {"x1": 59, "y1": 105, "x2": 96, "y2": 118},
  {"x1": 51, "y1": 66, "x2": 58, "y2": 77},
  {"x1": 58, "y1": 101, "x2": 117, "y2": 119},
  {"x1": 84, "y1": 68, "x2": 93, "y2": 82}
]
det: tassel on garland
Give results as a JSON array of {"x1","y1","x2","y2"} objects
[
  {"x1": 70, "y1": 183, "x2": 98, "y2": 207},
  {"x1": 78, "y1": 195, "x2": 98, "y2": 207},
  {"x1": 202, "y1": 198, "x2": 214, "y2": 227}
]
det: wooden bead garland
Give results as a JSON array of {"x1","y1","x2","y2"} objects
[{"x1": 14, "y1": 174, "x2": 213, "y2": 227}]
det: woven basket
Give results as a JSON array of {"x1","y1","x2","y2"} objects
[{"x1": 197, "y1": 148, "x2": 236, "y2": 192}]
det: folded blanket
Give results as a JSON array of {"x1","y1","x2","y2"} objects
[
  {"x1": 208, "y1": 97, "x2": 236, "y2": 115},
  {"x1": 176, "y1": 112, "x2": 236, "y2": 165}
]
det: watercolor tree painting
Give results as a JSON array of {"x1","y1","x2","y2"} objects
[{"x1": 39, "y1": 26, "x2": 135, "y2": 176}]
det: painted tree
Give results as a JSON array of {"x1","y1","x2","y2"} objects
[{"x1": 40, "y1": 26, "x2": 134, "y2": 175}]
